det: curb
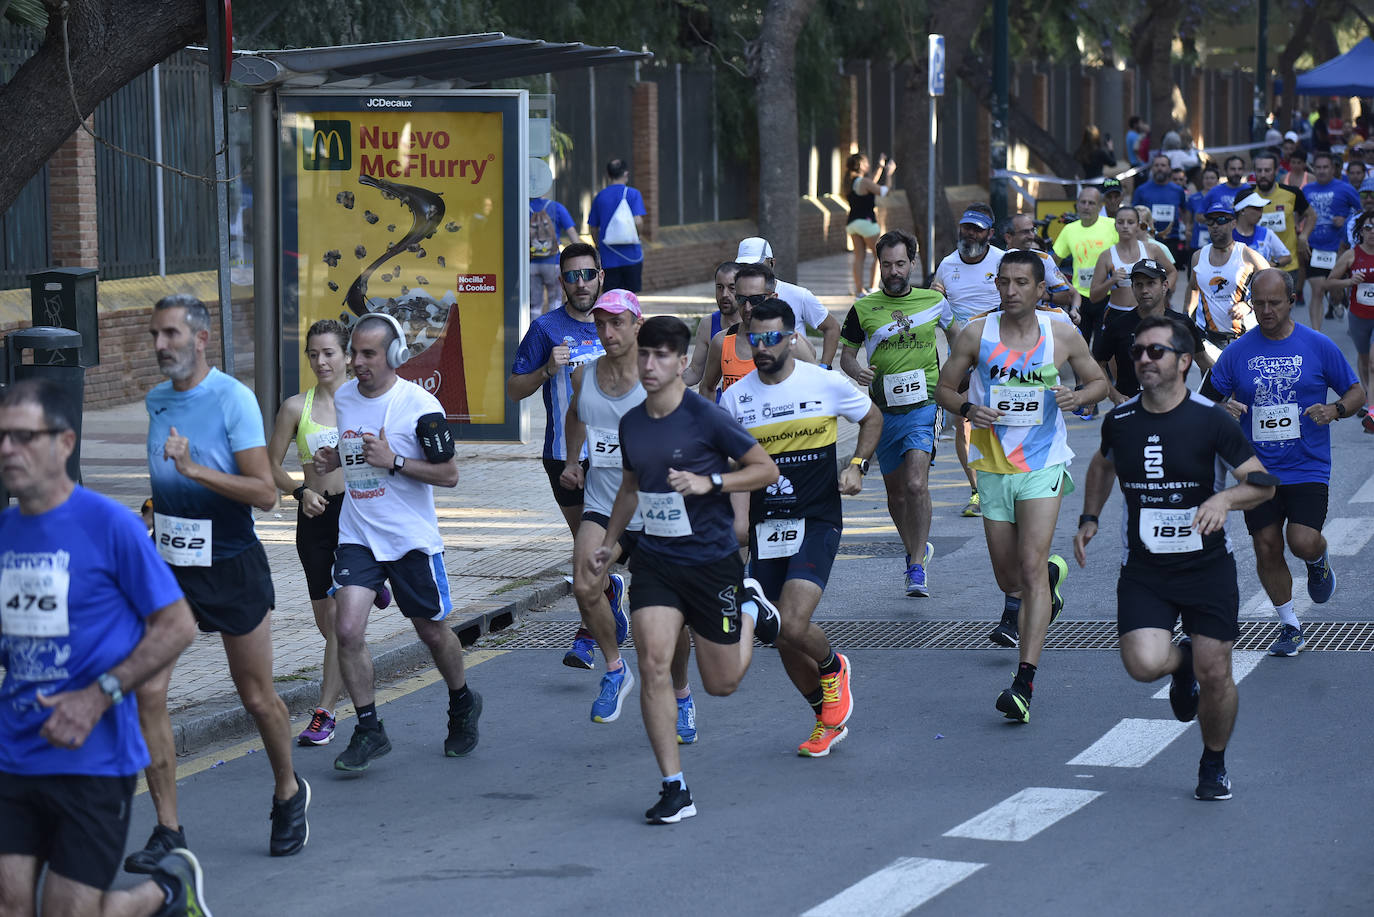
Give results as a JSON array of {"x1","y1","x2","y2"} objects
[{"x1": 169, "y1": 573, "x2": 571, "y2": 755}]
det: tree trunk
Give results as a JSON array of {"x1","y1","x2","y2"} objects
[
  {"x1": 0, "y1": 0, "x2": 204, "y2": 216},
  {"x1": 1147, "y1": 0, "x2": 1182, "y2": 149},
  {"x1": 753, "y1": 0, "x2": 817, "y2": 280},
  {"x1": 1275, "y1": 0, "x2": 1324, "y2": 126}
]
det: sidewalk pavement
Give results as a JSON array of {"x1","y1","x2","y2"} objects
[{"x1": 73, "y1": 251, "x2": 866, "y2": 753}]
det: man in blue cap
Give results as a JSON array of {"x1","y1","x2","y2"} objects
[{"x1": 1186, "y1": 200, "x2": 1270, "y2": 370}]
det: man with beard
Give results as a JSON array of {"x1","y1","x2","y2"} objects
[
  {"x1": 507, "y1": 242, "x2": 620, "y2": 670},
  {"x1": 1203, "y1": 155, "x2": 1250, "y2": 213},
  {"x1": 1133, "y1": 154, "x2": 1190, "y2": 270},
  {"x1": 1002, "y1": 213, "x2": 1081, "y2": 319},
  {"x1": 1251, "y1": 152, "x2": 1310, "y2": 291},
  {"x1": 1233, "y1": 191, "x2": 1292, "y2": 268},
  {"x1": 1187, "y1": 202, "x2": 1270, "y2": 370},
  {"x1": 933, "y1": 205, "x2": 1005, "y2": 518},
  {"x1": 129, "y1": 296, "x2": 309, "y2": 870},
  {"x1": 840, "y1": 229, "x2": 952, "y2": 596},
  {"x1": 697, "y1": 262, "x2": 818, "y2": 400},
  {"x1": 734, "y1": 237, "x2": 841, "y2": 368},
  {"x1": 1094, "y1": 258, "x2": 1206, "y2": 406},
  {"x1": 684, "y1": 261, "x2": 740, "y2": 387}
]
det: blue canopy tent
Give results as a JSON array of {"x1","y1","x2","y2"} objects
[{"x1": 1295, "y1": 37, "x2": 1374, "y2": 96}]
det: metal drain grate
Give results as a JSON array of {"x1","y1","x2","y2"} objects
[{"x1": 479, "y1": 620, "x2": 1374, "y2": 652}]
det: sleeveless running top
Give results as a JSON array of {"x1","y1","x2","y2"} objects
[
  {"x1": 576, "y1": 356, "x2": 647, "y2": 521},
  {"x1": 967, "y1": 312, "x2": 1073, "y2": 475},
  {"x1": 846, "y1": 177, "x2": 877, "y2": 223},
  {"x1": 1194, "y1": 242, "x2": 1257, "y2": 334},
  {"x1": 1109, "y1": 240, "x2": 1149, "y2": 290},
  {"x1": 720, "y1": 328, "x2": 755, "y2": 391},
  {"x1": 710, "y1": 311, "x2": 723, "y2": 340},
  {"x1": 296, "y1": 386, "x2": 339, "y2": 464},
  {"x1": 1351, "y1": 245, "x2": 1374, "y2": 319}
]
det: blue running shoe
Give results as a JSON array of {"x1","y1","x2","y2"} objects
[
  {"x1": 676, "y1": 694, "x2": 698, "y2": 745},
  {"x1": 1268, "y1": 623, "x2": 1306, "y2": 657},
  {"x1": 563, "y1": 628, "x2": 596, "y2": 670},
  {"x1": 1305, "y1": 554, "x2": 1335, "y2": 604},
  {"x1": 606, "y1": 573, "x2": 630, "y2": 645},
  {"x1": 905, "y1": 543, "x2": 933, "y2": 597},
  {"x1": 591, "y1": 665, "x2": 635, "y2": 723}
]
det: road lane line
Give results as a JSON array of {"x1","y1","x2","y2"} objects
[
  {"x1": 1350, "y1": 476, "x2": 1374, "y2": 503},
  {"x1": 802, "y1": 857, "x2": 985, "y2": 917},
  {"x1": 1066, "y1": 718, "x2": 1191, "y2": 767},
  {"x1": 1240, "y1": 588, "x2": 1311, "y2": 619},
  {"x1": 1152, "y1": 650, "x2": 1265, "y2": 699},
  {"x1": 1322, "y1": 517, "x2": 1373, "y2": 556},
  {"x1": 136, "y1": 649, "x2": 508, "y2": 796},
  {"x1": 941, "y1": 787, "x2": 1103, "y2": 842}
]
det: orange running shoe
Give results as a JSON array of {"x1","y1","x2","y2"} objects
[
  {"x1": 818, "y1": 653, "x2": 853, "y2": 728},
  {"x1": 798, "y1": 720, "x2": 848, "y2": 757}
]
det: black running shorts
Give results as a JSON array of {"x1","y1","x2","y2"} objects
[
  {"x1": 1243, "y1": 481, "x2": 1329, "y2": 535},
  {"x1": 296, "y1": 492, "x2": 343, "y2": 600},
  {"x1": 747, "y1": 519, "x2": 841, "y2": 598},
  {"x1": 1117, "y1": 555, "x2": 1240, "y2": 643},
  {"x1": 0, "y1": 772, "x2": 136, "y2": 889},
  {"x1": 542, "y1": 457, "x2": 588, "y2": 508},
  {"x1": 628, "y1": 551, "x2": 744, "y2": 645},
  {"x1": 173, "y1": 540, "x2": 275, "y2": 636},
  {"x1": 580, "y1": 511, "x2": 640, "y2": 561}
]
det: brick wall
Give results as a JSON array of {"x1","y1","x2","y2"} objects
[
  {"x1": 631, "y1": 82, "x2": 660, "y2": 242},
  {"x1": 48, "y1": 123, "x2": 99, "y2": 269}
]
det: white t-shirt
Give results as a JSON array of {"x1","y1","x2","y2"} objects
[
  {"x1": 335, "y1": 377, "x2": 447, "y2": 559},
  {"x1": 934, "y1": 247, "x2": 1006, "y2": 324},
  {"x1": 774, "y1": 279, "x2": 830, "y2": 333}
]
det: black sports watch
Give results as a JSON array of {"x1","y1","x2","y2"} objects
[
  {"x1": 710, "y1": 472, "x2": 724, "y2": 493},
  {"x1": 1078, "y1": 514, "x2": 1099, "y2": 528},
  {"x1": 292, "y1": 484, "x2": 307, "y2": 501},
  {"x1": 959, "y1": 401, "x2": 974, "y2": 417},
  {"x1": 1334, "y1": 402, "x2": 1349, "y2": 418}
]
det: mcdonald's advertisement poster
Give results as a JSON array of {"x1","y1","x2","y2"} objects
[{"x1": 280, "y1": 93, "x2": 525, "y2": 436}]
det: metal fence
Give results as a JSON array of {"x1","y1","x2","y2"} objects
[{"x1": 0, "y1": 27, "x2": 49, "y2": 290}]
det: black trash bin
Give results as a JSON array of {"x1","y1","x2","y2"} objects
[{"x1": 4, "y1": 326, "x2": 85, "y2": 485}]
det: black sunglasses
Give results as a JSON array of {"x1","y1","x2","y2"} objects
[
  {"x1": 1205, "y1": 216, "x2": 1234, "y2": 227},
  {"x1": 561, "y1": 268, "x2": 599, "y2": 284},
  {"x1": 0, "y1": 428, "x2": 66, "y2": 445},
  {"x1": 736, "y1": 293, "x2": 770, "y2": 307},
  {"x1": 1129, "y1": 343, "x2": 1186, "y2": 362}
]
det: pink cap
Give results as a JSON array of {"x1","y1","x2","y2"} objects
[{"x1": 592, "y1": 289, "x2": 642, "y2": 317}]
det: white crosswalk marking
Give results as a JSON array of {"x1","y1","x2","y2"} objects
[
  {"x1": 1322, "y1": 517, "x2": 1373, "y2": 556},
  {"x1": 1067, "y1": 718, "x2": 1192, "y2": 767},
  {"x1": 1350, "y1": 475, "x2": 1374, "y2": 503},
  {"x1": 1153, "y1": 650, "x2": 1266, "y2": 699},
  {"x1": 1240, "y1": 588, "x2": 1311, "y2": 619},
  {"x1": 802, "y1": 857, "x2": 986, "y2": 917},
  {"x1": 941, "y1": 787, "x2": 1103, "y2": 842}
]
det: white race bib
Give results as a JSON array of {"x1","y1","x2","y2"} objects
[
  {"x1": 340, "y1": 437, "x2": 383, "y2": 493},
  {"x1": 1356, "y1": 283, "x2": 1374, "y2": 307},
  {"x1": 153, "y1": 513, "x2": 213, "y2": 567},
  {"x1": 1139, "y1": 507, "x2": 1202, "y2": 554},
  {"x1": 587, "y1": 427, "x2": 622, "y2": 468},
  {"x1": 1151, "y1": 204, "x2": 1176, "y2": 224},
  {"x1": 1259, "y1": 210, "x2": 1286, "y2": 232},
  {"x1": 755, "y1": 518, "x2": 805, "y2": 559},
  {"x1": 1077, "y1": 267, "x2": 1094, "y2": 289},
  {"x1": 305, "y1": 429, "x2": 339, "y2": 456},
  {"x1": 0, "y1": 565, "x2": 71, "y2": 636},
  {"x1": 637, "y1": 491, "x2": 691, "y2": 537},
  {"x1": 989, "y1": 385, "x2": 1045, "y2": 426},
  {"x1": 883, "y1": 369, "x2": 928, "y2": 406},
  {"x1": 1252, "y1": 403, "x2": 1300, "y2": 442},
  {"x1": 1310, "y1": 249, "x2": 1338, "y2": 270}
]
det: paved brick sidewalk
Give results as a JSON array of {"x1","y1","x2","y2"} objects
[{"x1": 72, "y1": 251, "x2": 863, "y2": 738}]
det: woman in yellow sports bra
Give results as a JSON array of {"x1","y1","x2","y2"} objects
[{"x1": 268, "y1": 318, "x2": 374, "y2": 746}]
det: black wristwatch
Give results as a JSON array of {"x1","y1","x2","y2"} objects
[
  {"x1": 959, "y1": 401, "x2": 974, "y2": 417},
  {"x1": 710, "y1": 472, "x2": 724, "y2": 493},
  {"x1": 292, "y1": 484, "x2": 307, "y2": 501},
  {"x1": 1334, "y1": 402, "x2": 1349, "y2": 418},
  {"x1": 1078, "y1": 514, "x2": 1099, "y2": 528}
]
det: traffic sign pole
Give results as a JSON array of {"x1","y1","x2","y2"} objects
[{"x1": 928, "y1": 34, "x2": 944, "y2": 280}]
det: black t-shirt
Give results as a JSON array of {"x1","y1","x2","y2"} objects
[
  {"x1": 1092, "y1": 308, "x2": 1203, "y2": 398},
  {"x1": 1098, "y1": 390, "x2": 1255, "y2": 570},
  {"x1": 619, "y1": 389, "x2": 759, "y2": 564}
]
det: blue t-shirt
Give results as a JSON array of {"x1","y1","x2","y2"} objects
[
  {"x1": 1132, "y1": 180, "x2": 1189, "y2": 240},
  {"x1": 1125, "y1": 129, "x2": 1143, "y2": 167},
  {"x1": 511, "y1": 307, "x2": 605, "y2": 459},
  {"x1": 529, "y1": 198, "x2": 575, "y2": 265},
  {"x1": 1203, "y1": 182, "x2": 1247, "y2": 215},
  {"x1": 146, "y1": 367, "x2": 265, "y2": 562},
  {"x1": 587, "y1": 184, "x2": 647, "y2": 268},
  {"x1": 1208, "y1": 324, "x2": 1359, "y2": 484},
  {"x1": 1301, "y1": 180, "x2": 1362, "y2": 252},
  {"x1": 1187, "y1": 191, "x2": 1208, "y2": 248},
  {"x1": 0, "y1": 487, "x2": 183, "y2": 777},
  {"x1": 619, "y1": 390, "x2": 759, "y2": 564}
]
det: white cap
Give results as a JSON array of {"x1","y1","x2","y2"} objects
[
  {"x1": 1284, "y1": 130, "x2": 1300, "y2": 142},
  {"x1": 1234, "y1": 191, "x2": 1270, "y2": 211},
  {"x1": 735, "y1": 237, "x2": 773, "y2": 263}
]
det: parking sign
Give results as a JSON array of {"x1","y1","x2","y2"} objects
[{"x1": 929, "y1": 35, "x2": 945, "y2": 97}]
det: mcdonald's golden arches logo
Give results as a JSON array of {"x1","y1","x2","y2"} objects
[{"x1": 302, "y1": 120, "x2": 352, "y2": 170}]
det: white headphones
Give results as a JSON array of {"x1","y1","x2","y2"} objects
[{"x1": 353, "y1": 312, "x2": 411, "y2": 368}]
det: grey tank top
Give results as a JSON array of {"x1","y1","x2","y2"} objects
[{"x1": 578, "y1": 356, "x2": 647, "y2": 523}]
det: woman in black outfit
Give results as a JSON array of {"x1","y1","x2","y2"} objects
[{"x1": 1075, "y1": 125, "x2": 1116, "y2": 179}]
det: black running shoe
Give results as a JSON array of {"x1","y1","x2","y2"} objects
[
  {"x1": 268, "y1": 773, "x2": 310, "y2": 857},
  {"x1": 988, "y1": 612, "x2": 1019, "y2": 648},
  {"x1": 1048, "y1": 554, "x2": 1067, "y2": 624},
  {"x1": 645, "y1": 780, "x2": 697, "y2": 824},
  {"x1": 445, "y1": 691, "x2": 483, "y2": 757},
  {"x1": 1169, "y1": 637, "x2": 1200, "y2": 723},
  {"x1": 334, "y1": 723, "x2": 392, "y2": 772},
  {"x1": 151, "y1": 848, "x2": 213, "y2": 917},
  {"x1": 1195, "y1": 758, "x2": 1232, "y2": 801},
  {"x1": 741, "y1": 577, "x2": 781, "y2": 645},
  {"x1": 125, "y1": 823, "x2": 186, "y2": 875},
  {"x1": 996, "y1": 685, "x2": 1031, "y2": 723}
]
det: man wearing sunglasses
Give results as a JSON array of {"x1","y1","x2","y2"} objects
[
  {"x1": 1075, "y1": 313, "x2": 1277, "y2": 801},
  {"x1": 734, "y1": 237, "x2": 841, "y2": 368},
  {"x1": 1208, "y1": 269, "x2": 1364, "y2": 657},
  {"x1": 935, "y1": 250, "x2": 1107, "y2": 723},
  {"x1": 1094, "y1": 259, "x2": 1206, "y2": 407},
  {"x1": 507, "y1": 242, "x2": 618, "y2": 671},
  {"x1": 1186, "y1": 201, "x2": 1269, "y2": 370},
  {"x1": 697, "y1": 262, "x2": 818, "y2": 401},
  {"x1": 722, "y1": 298, "x2": 881, "y2": 757}
]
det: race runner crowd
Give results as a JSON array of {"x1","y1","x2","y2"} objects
[{"x1": 2, "y1": 129, "x2": 1371, "y2": 914}]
